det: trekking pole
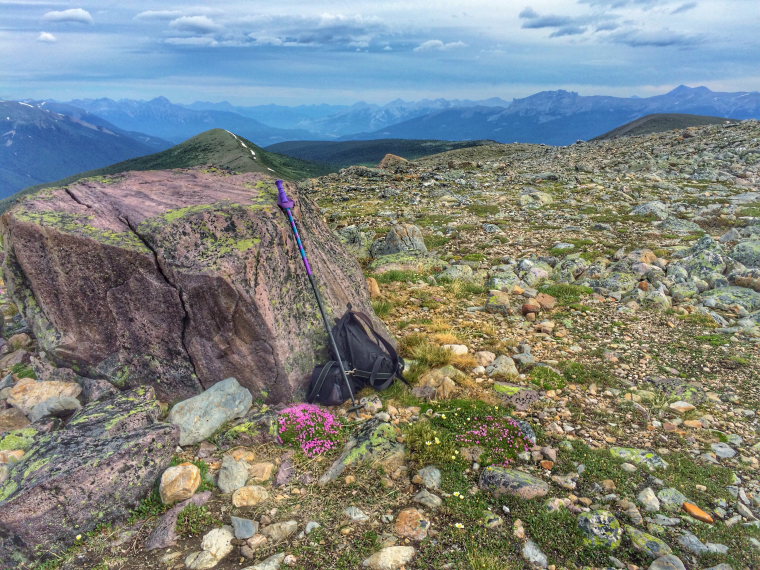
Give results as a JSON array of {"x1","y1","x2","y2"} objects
[{"x1": 275, "y1": 180, "x2": 361, "y2": 411}]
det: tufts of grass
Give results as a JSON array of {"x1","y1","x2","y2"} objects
[
  {"x1": 424, "y1": 234, "x2": 452, "y2": 249},
  {"x1": 466, "y1": 204, "x2": 500, "y2": 216},
  {"x1": 10, "y1": 362, "x2": 36, "y2": 379},
  {"x1": 371, "y1": 298, "x2": 394, "y2": 318},
  {"x1": 558, "y1": 361, "x2": 616, "y2": 388},
  {"x1": 529, "y1": 366, "x2": 567, "y2": 390},
  {"x1": 127, "y1": 488, "x2": 167, "y2": 525},
  {"x1": 538, "y1": 283, "x2": 594, "y2": 306},
  {"x1": 677, "y1": 312, "x2": 719, "y2": 328},
  {"x1": 176, "y1": 504, "x2": 222, "y2": 537},
  {"x1": 694, "y1": 333, "x2": 730, "y2": 347},
  {"x1": 371, "y1": 269, "x2": 425, "y2": 284}
]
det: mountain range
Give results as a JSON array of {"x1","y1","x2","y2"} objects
[
  {"x1": 0, "y1": 100, "x2": 171, "y2": 195},
  {"x1": 61, "y1": 86, "x2": 760, "y2": 147},
  {"x1": 2, "y1": 85, "x2": 760, "y2": 198}
]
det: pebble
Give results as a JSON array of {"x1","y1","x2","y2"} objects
[
  {"x1": 522, "y1": 539, "x2": 548, "y2": 568},
  {"x1": 159, "y1": 463, "x2": 201, "y2": 505},
  {"x1": 361, "y1": 545, "x2": 416, "y2": 570}
]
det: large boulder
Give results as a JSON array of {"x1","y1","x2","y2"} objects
[
  {"x1": 0, "y1": 386, "x2": 178, "y2": 565},
  {"x1": 0, "y1": 170, "x2": 385, "y2": 402}
]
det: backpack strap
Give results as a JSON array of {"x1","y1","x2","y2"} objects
[
  {"x1": 353, "y1": 311, "x2": 411, "y2": 387},
  {"x1": 307, "y1": 360, "x2": 338, "y2": 403}
]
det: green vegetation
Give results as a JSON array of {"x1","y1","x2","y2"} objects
[
  {"x1": 371, "y1": 298, "x2": 394, "y2": 317},
  {"x1": 539, "y1": 283, "x2": 595, "y2": 306},
  {"x1": 371, "y1": 269, "x2": 426, "y2": 284},
  {"x1": 558, "y1": 361, "x2": 616, "y2": 387},
  {"x1": 176, "y1": 504, "x2": 222, "y2": 537},
  {"x1": 10, "y1": 362, "x2": 36, "y2": 379},
  {"x1": 265, "y1": 138, "x2": 493, "y2": 168},
  {"x1": 530, "y1": 366, "x2": 567, "y2": 390}
]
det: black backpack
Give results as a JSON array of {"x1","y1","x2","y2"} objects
[{"x1": 306, "y1": 309, "x2": 409, "y2": 406}]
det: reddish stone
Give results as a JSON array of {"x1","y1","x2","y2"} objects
[
  {"x1": 683, "y1": 502, "x2": 714, "y2": 523},
  {"x1": 535, "y1": 293, "x2": 557, "y2": 310},
  {"x1": 522, "y1": 299, "x2": 541, "y2": 315},
  {"x1": 394, "y1": 508, "x2": 430, "y2": 540}
]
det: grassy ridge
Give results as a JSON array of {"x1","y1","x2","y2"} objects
[
  {"x1": 593, "y1": 113, "x2": 739, "y2": 141},
  {"x1": 265, "y1": 138, "x2": 495, "y2": 168},
  {"x1": 0, "y1": 129, "x2": 332, "y2": 213}
]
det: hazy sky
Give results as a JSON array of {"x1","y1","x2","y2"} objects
[{"x1": 2, "y1": 0, "x2": 758, "y2": 105}]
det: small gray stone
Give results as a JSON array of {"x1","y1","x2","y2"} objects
[
  {"x1": 704, "y1": 565, "x2": 734, "y2": 570},
  {"x1": 28, "y1": 396, "x2": 81, "y2": 422},
  {"x1": 711, "y1": 442, "x2": 737, "y2": 459},
  {"x1": 218, "y1": 455, "x2": 249, "y2": 494},
  {"x1": 168, "y1": 377, "x2": 252, "y2": 446},
  {"x1": 413, "y1": 489, "x2": 442, "y2": 509},
  {"x1": 413, "y1": 465, "x2": 440, "y2": 490},
  {"x1": 243, "y1": 552, "x2": 286, "y2": 570},
  {"x1": 625, "y1": 525, "x2": 672, "y2": 559},
  {"x1": 487, "y1": 355, "x2": 519, "y2": 378},
  {"x1": 479, "y1": 466, "x2": 549, "y2": 500},
  {"x1": 657, "y1": 488, "x2": 689, "y2": 512},
  {"x1": 522, "y1": 539, "x2": 548, "y2": 568},
  {"x1": 344, "y1": 506, "x2": 370, "y2": 522},
  {"x1": 648, "y1": 554, "x2": 686, "y2": 570},
  {"x1": 261, "y1": 520, "x2": 298, "y2": 543},
  {"x1": 577, "y1": 510, "x2": 622, "y2": 548},
  {"x1": 638, "y1": 487, "x2": 661, "y2": 512},
  {"x1": 362, "y1": 545, "x2": 416, "y2": 570},
  {"x1": 736, "y1": 501, "x2": 757, "y2": 520},
  {"x1": 677, "y1": 531, "x2": 709, "y2": 555},
  {"x1": 304, "y1": 521, "x2": 321, "y2": 535},
  {"x1": 231, "y1": 516, "x2": 257, "y2": 540}
]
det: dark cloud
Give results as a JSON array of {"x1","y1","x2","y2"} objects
[
  {"x1": 550, "y1": 26, "x2": 588, "y2": 37},
  {"x1": 609, "y1": 27, "x2": 700, "y2": 47},
  {"x1": 522, "y1": 14, "x2": 579, "y2": 29},
  {"x1": 671, "y1": 2, "x2": 698, "y2": 14},
  {"x1": 519, "y1": 7, "x2": 615, "y2": 35}
]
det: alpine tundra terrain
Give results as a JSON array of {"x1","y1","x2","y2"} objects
[{"x1": 0, "y1": 121, "x2": 759, "y2": 570}]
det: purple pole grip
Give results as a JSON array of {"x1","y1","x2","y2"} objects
[{"x1": 276, "y1": 179, "x2": 294, "y2": 209}]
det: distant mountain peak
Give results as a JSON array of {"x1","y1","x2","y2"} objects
[{"x1": 667, "y1": 85, "x2": 712, "y2": 96}]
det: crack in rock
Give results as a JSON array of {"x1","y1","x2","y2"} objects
[{"x1": 117, "y1": 214, "x2": 204, "y2": 393}]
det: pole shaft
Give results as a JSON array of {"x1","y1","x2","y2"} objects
[{"x1": 283, "y1": 206, "x2": 356, "y2": 404}]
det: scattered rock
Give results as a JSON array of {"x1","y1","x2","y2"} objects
[
  {"x1": 0, "y1": 387, "x2": 178, "y2": 564},
  {"x1": 394, "y1": 508, "x2": 430, "y2": 540},
  {"x1": 232, "y1": 485, "x2": 270, "y2": 508},
  {"x1": 159, "y1": 462, "x2": 202, "y2": 504},
  {"x1": 168, "y1": 377, "x2": 252, "y2": 446},
  {"x1": 479, "y1": 466, "x2": 549, "y2": 500},
  {"x1": 260, "y1": 520, "x2": 298, "y2": 543},
  {"x1": 362, "y1": 545, "x2": 416, "y2": 570},
  {"x1": 577, "y1": 510, "x2": 622, "y2": 549}
]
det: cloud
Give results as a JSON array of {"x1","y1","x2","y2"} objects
[
  {"x1": 36, "y1": 31, "x2": 56, "y2": 43},
  {"x1": 42, "y1": 8, "x2": 93, "y2": 25},
  {"x1": 609, "y1": 27, "x2": 700, "y2": 47},
  {"x1": 169, "y1": 15, "x2": 223, "y2": 34},
  {"x1": 165, "y1": 36, "x2": 219, "y2": 46},
  {"x1": 521, "y1": 14, "x2": 580, "y2": 30},
  {"x1": 414, "y1": 39, "x2": 467, "y2": 52},
  {"x1": 578, "y1": 0, "x2": 659, "y2": 7},
  {"x1": 671, "y1": 2, "x2": 697, "y2": 14},
  {"x1": 134, "y1": 10, "x2": 184, "y2": 21},
  {"x1": 550, "y1": 26, "x2": 588, "y2": 37}
]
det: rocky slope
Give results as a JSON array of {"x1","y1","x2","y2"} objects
[{"x1": 0, "y1": 121, "x2": 758, "y2": 569}]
